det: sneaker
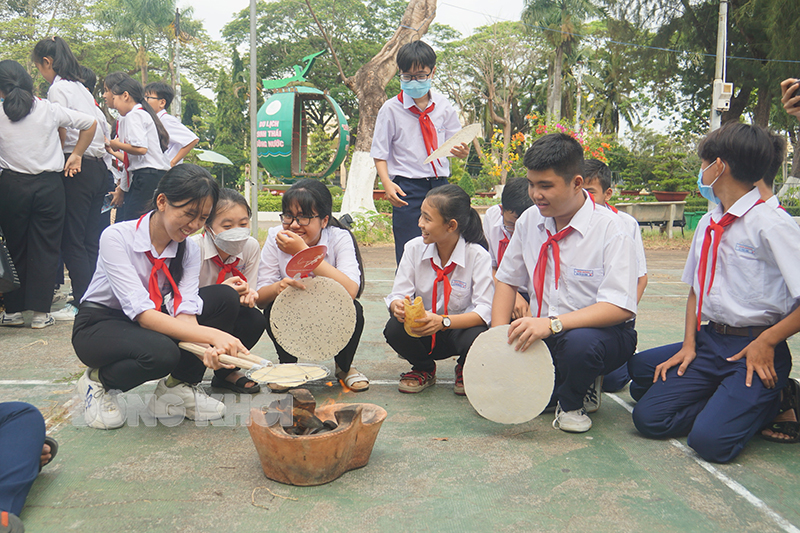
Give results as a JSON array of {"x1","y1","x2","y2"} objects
[
  {"x1": 398, "y1": 368, "x2": 436, "y2": 394},
  {"x1": 453, "y1": 364, "x2": 465, "y2": 396},
  {"x1": 148, "y1": 378, "x2": 226, "y2": 422},
  {"x1": 51, "y1": 303, "x2": 78, "y2": 321},
  {"x1": 77, "y1": 369, "x2": 125, "y2": 430},
  {"x1": 552, "y1": 403, "x2": 592, "y2": 433},
  {"x1": 0, "y1": 511, "x2": 24, "y2": 533},
  {"x1": 0, "y1": 311, "x2": 24, "y2": 327},
  {"x1": 31, "y1": 313, "x2": 55, "y2": 329},
  {"x1": 583, "y1": 375, "x2": 603, "y2": 413}
]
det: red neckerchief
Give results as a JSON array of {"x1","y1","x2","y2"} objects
[
  {"x1": 533, "y1": 226, "x2": 574, "y2": 318},
  {"x1": 607, "y1": 204, "x2": 619, "y2": 213},
  {"x1": 429, "y1": 258, "x2": 456, "y2": 353},
  {"x1": 136, "y1": 214, "x2": 182, "y2": 312},
  {"x1": 695, "y1": 198, "x2": 764, "y2": 330},
  {"x1": 211, "y1": 255, "x2": 246, "y2": 285},
  {"x1": 398, "y1": 92, "x2": 438, "y2": 177},
  {"x1": 497, "y1": 235, "x2": 509, "y2": 266}
]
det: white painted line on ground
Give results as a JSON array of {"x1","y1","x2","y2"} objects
[
  {"x1": 0, "y1": 380, "x2": 60, "y2": 386},
  {"x1": 606, "y1": 393, "x2": 800, "y2": 533},
  {"x1": 0, "y1": 379, "x2": 452, "y2": 387}
]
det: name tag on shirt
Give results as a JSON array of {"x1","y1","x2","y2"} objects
[
  {"x1": 572, "y1": 268, "x2": 596, "y2": 278},
  {"x1": 735, "y1": 242, "x2": 756, "y2": 256}
]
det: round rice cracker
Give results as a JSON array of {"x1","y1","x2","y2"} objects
[{"x1": 270, "y1": 277, "x2": 356, "y2": 362}]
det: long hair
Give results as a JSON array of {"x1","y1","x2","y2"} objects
[
  {"x1": 110, "y1": 75, "x2": 170, "y2": 152},
  {"x1": 282, "y1": 179, "x2": 365, "y2": 298},
  {"x1": 0, "y1": 60, "x2": 34, "y2": 122},
  {"x1": 151, "y1": 164, "x2": 220, "y2": 285},
  {"x1": 425, "y1": 184, "x2": 488, "y2": 250},
  {"x1": 32, "y1": 36, "x2": 83, "y2": 82}
]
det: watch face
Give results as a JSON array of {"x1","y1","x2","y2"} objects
[
  {"x1": 443, "y1": 317, "x2": 451, "y2": 328},
  {"x1": 551, "y1": 319, "x2": 562, "y2": 333}
]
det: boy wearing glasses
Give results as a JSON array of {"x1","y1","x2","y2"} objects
[
  {"x1": 371, "y1": 40, "x2": 470, "y2": 264},
  {"x1": 144, "y1": 82, "x2": 199, "y2": 167}
]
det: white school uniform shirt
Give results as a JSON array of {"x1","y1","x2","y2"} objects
[
  {"x1": 47, "y1": 76, "x2": 106, "y2": 158},
  {"x1": 118, "y1": 104, "x2": 170, "y2": 171},
  {"x1": 191, "y1": 231, "x2": 261, "y2": 288},
  {"x1": 157, "y1": 109, "x2": 198, "y2": 164},
  {"x1": 82, "y1": 211, "x2": 203, "y2": 320},
  {"x1": 496, "y1": 193, "x2": 638, "y2": 317},
  {"x1": 765, "y1": 194, "x2": 796, "y2": 222},
  {"x1": 385, "y1": 236, "x2": 495, "y2": 326},
  {"x1": 370, "y1": 90, "x2": 462, "y2": 179},
  {"x1": 482, "y1": 204, "x2": 508, "y2": 269},
  {"x1": 256, "y1": 226, "x2": 361, "y2": 290},
  {"x1": 0, "y1": 99, "x2": 94, "y2": 175},
  {"x1": 607, "y1": 205, "x2": 647, "y2": 278},
  {"x1": 682, "y1": 187, "x2": 800, "y2": 327}
]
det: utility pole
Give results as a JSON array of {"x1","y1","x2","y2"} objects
[
  {"x1": 173, "y1": 8, "x2": 181, "y2": 118},
  {"x1": 709, "y1": 0, "x2": 729, "y2": 132},
  {"x1": 249, "y1": 0, "x2": 259, "y2": 235}
]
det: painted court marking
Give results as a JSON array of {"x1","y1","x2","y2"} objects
[{"x1": 606, "y1": 393, "x2": 800, "y2": 533}]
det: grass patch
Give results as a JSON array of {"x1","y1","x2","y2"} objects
[
  {"x1": 640, "y1": 227, "x2": 694, "y2": 250},
  {"x1": 349, "y1": 211, "x2": 394, "y2": 246}
]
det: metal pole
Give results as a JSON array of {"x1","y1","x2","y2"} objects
[
  {"x1": 249, "y1": 0, "x2": 259, "y2": 236},
  {"x1": 174, "y1": 8, "x2": 181, "y2": 117},
  {"x1": 709, "y1": 0, "x2": 728, "y2": 132}
]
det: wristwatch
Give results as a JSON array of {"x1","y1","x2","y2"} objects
[
  {"x1": 549, "y1": 316, "x2": 563, "y2": 335},
  {"x1": 442, "y1": 315, "x2": 452, "y2": 329}
]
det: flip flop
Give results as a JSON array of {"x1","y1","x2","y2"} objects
[
  {"x1": 39, "y1": 436, "x2": 58, "y2": 472},
  {"x1": 761, "y1": 378, "x2": 800, "y2": 444},
  {"x1": 211, "y1": 375, "x2": 261, "y2": 394},
  {"x1": 336, "y1": 367, "x2": 370, "y2": 392}
]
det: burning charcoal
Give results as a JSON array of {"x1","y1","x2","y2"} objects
[{"x1": 322, "y1": 420, "x2": 338, "y2": 431}]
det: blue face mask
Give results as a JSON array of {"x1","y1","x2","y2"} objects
[
  {"x1": 401, "y1": 79, "x2": 432, "y2": 100},
  {"x1": 697, "y1": 161, "x2": 724, "y2": 204}
]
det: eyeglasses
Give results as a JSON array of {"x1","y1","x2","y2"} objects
[
  {"x1": 143, "y1": 96, "x2": 162, "y2": 101},
  {"x1": 399, "y1": 73, "x2": 431, "y2": 82},
  {"x1": 280, "y1": 213, "x2": 318, "y2": 226},
  {"x1": 503, "y1": 224, "x2": 515, "y2": 234}
]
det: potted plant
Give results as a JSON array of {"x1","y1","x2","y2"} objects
[{"x1": 653, "y1": 178, "x2": 690, "y2": 202}]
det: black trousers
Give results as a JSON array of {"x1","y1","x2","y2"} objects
[
  {"x1": 0, "y1": 170, "x2": 65, "y2": 313},
  {"x1": 383, "y1": 315, "x2": 487, "y2": 372},
  {"x1": 197, "y1": 285, "x2": 266, "y2": 380},
  {"x1": 119, "y1": 168, "x2": 165, "y2": 222},
  {"x1": 72, "y1": 284, "x2": 241, "y2": 392},
  {"x1": 61, "y1": 156, "x2": 108, "y2": 303},
  {"x1": 263, "y1": 299, "x2": 364, "y2": 372}
]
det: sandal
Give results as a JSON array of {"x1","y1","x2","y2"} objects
[
  {"x1": 453, "y1": 364, "x2": 465, "y2": 396},
  {"x1": 0, "y1": 511, "x2": 23, "y2": 533},
  {"x1": 399, "y1": 368, "x2": 436, "y2": 394},
  {"x1": 335, "y1": 366, "x2": 369, "y2": 392},
  {"x1": 40, "y1": 436, "x2": 58, "y2": 472},
  {"x1": 761, "y1": 378, "x2": 800, "y2": 443},
  {"x1": 211, "y1": 375, "x2": 262, "y2": 394}
]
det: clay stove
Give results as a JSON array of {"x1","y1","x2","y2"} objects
[{"x1": 247, "y1": 389, "x2": 387, "y2": 486}]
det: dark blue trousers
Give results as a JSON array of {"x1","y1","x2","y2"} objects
[
  {"x1": 390, "y1": 176, "x2": 449, "y2": 264},
  {"x1": 544, "y1": 323, "x2": 638, "y2": 412},
  {"x1": 603, "y1": 364, "x2": 631, "y2": 392},
  {"x1": 0, "y1": 402, "x2": 45, "y2": 516},
  {"x1": 630, "y1": 325, "x2": 791, "y2": 463}
]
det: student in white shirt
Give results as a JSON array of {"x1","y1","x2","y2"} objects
[
  {"x1": 492, "y1": 133, "x2": 638, "y2": 434},
  {"x1": 144, "y1": 82, "x2": 199, "y2": 167},
  {"x1": 482, "y1": 177, "x2": 535, "y2": 319},
  {"x1": 256, "y1": 179, "x2": 369, "y2": 392},
  {"x1": 105, "y1": 73, "x2": 170, "y2": 222},
  {"x1": 32, "y1": 37, "x2": 111, "y2": 321},
  {"x1": 0, "y1": 60, "x2": 96, "y2": 329},
  {"x1": 629, "y1": 123, "x2": 800, "y2": 463},
  {"x1": 71, "y1": 165, "x2": 249, "y2": 430},
  {"x1": 581, "y1": 159, "x2": 647, "y2": 394},
  {"x1": 191, "y1": 188, "x2": 265, "y2": 394},
  {"x1": 385, "y1": 184, "x2": 494, "y2": 395}
]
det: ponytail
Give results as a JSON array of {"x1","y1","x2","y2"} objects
[
  {"x1": 111, "y1": 75, "x2": 170, "y2": 152},
  {"x1": 425, "y1": 184, "x2": 489, "y2": 251},
  {"x1": 0, "y1": 60, "x2": 35, "y2": 122},
  {"x1": 32, "y1": 36, "x2": 83, "y2": 82}
]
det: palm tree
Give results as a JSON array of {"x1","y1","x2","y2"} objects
[{"x1": 522, "y1": 0, "x2": 600, "y2": 122}]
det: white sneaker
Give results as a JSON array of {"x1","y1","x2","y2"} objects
[
  {"x1": 0, "y1": 311, "x2": 24, "y2": 327},
  {"x1": 553, "y1": 403, "x2": 592, "y2": 433},
  {"x1": 583, "y1": 375, "x2": 603, "y2": 413},
  {"x1": 31, "y1": 313, "x2": 55, "y2": 329},
  {"x1": 77, "y1": 369, "x2": 125, "y2": 429},
  {"x1": 148, "y1": 378, "x2": 226, "y2": 422},
  {"x1": 51, "y1": 303, "x2": 78, "y2": 321}
]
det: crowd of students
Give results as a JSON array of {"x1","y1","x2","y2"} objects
[{"x1": 2, "y1": 36, "x2": 800, "y2": 532}]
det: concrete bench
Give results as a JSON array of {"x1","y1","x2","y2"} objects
[{"x1": 614, "y1": 201, "x2": 686, "y2": 239}]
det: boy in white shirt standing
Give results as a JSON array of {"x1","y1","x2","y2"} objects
[
  {"x1": 144, "y1": 82, "x2": 199, "y2": 167},
  {"x1": 492, "y1": 133, "x2": 638, "y2": 433}
]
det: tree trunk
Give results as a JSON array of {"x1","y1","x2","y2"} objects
[
  {"x1": 551, "y1": 44, "x2": 564, "y2": 122},
  {"x1": 752, "y1": 85, "x2": 772, "y2": 128},
  {"x1": 340, "y1": 0, "x2": 438, "y2": 214}
]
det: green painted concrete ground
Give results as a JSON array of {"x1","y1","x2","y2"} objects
[{"x1": 2, "y1": 247, "x2": 799, "y2": 533}]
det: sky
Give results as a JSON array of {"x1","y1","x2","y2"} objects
[{"x1": 182, "y1": 0, "x2": 527, "y2": 43}]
